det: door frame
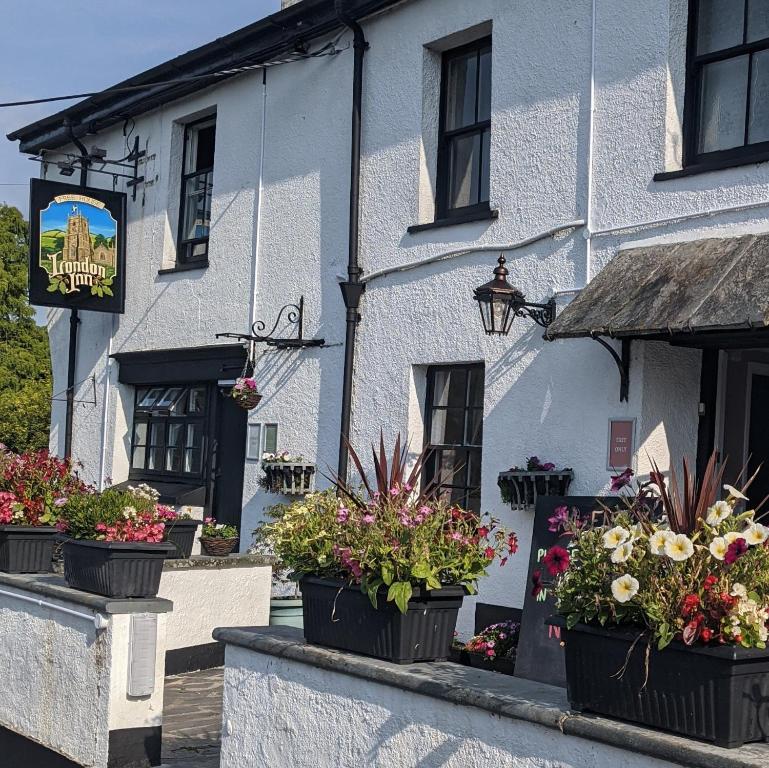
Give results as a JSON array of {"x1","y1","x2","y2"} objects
[{"x1": 742, "y1": 362, "x2": 769, "y2": 472}]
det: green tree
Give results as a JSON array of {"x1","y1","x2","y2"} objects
[{"x1": 0, "y1": 204, "x2": 51, "y2": 452}]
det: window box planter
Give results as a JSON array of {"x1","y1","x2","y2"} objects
[
  {"x1": 497, "y1": 470, "x2": 573, "y2": 510},
  {"x1": 550, "y1": 616, "x2": 769, "y2": 748},
  {"x1": 0, "y1": 525, "x2": 57, "y2": 573},
  {"x1": 62, "y1": 539, "x2": 175, "y2": 598},
  {"x1": 269, "y1": 596, "x2": 304, "y2": 629},
  {"x1": 164, "y1": 519, "x2": 199, "y2": 559},
  {"x1": 200, "y1": 536, "x2": 239, "y2": 557},
  {"x1": 300, "y1": 576, "x2": 465, "y2": 664},
  {"x1": 263, "y1": 462, "x2": 316, "y2": 496}
]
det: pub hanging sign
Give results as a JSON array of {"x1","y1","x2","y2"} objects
[{"x1": 28, "y1": 179, "x2": 126, "y2": 314}]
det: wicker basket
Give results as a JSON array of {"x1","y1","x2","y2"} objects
[
  {"x1": 200, "y1": 536, "x2": 239, "y2": 557},
  {"x1": 232, "y1": 389, "x2": 263, "y2": 410}
]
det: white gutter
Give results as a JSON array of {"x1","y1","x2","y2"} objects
[
  {"x1": 361, "y1": 220, "x2": 586, "y2": 285},
  {"x1": 583, "y1": 0, "x2": 598, "y2": 284},
  {"x1": 0, "y1": 587, "x2": 109, "y2": 630},
  {"x1": 98, "y1": 313, "x2": 116, "y2": 490}
]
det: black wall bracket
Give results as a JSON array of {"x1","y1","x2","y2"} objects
[{"x1": 593, "y1": 336, "x2": 631, "y2": 402}]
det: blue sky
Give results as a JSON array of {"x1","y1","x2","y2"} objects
[
  {"x1": 1, "y1": 0, "x2": 280, "y2": 216},
  {"x1": 42, "y1": 201, "x2": 116, "y2": 237}
]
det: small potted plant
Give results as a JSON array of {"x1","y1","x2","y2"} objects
[
  {"x1": 260, "y1": 451, "x2": 316, "y2": 495},
  {"x1": 451, "y1": 620, "x2": 520, "y2": 675},
  {"x1": 231, "y1": 377, "x2": 262, "y2": 410},
  {"x1": 497, "y1": 456, "x2": 573, "y2": 510},
  {"x1": 0, "y1": 448, "x2": 87, "y2": 573},
  {"x1": 58, "y1": 487, "x2": 174, "y2": 598},
  {"x1": 199, "y1": 517, "x2": 239, "y2": 556},
  {"x1": 262, "y1": 434, "x2": 517, "y2": 663},
  {"x1": 544, "y1": 454, "x2": 769, "y2": 748}
]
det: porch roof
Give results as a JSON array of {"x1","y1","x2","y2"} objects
[{"x1": 545, "y1": 233, "x2": 769, "y2": 344}]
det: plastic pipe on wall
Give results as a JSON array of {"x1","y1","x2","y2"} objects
[{"x1": 0, "y1": 587, "x2": 109, "y2": 630}]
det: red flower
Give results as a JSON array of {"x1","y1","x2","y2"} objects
[
  {"x1": 542, "y1": 545, "x2": 569, "y2": 576},
  {"x1": 724, "y1": 538, "x2": 748, "y2": 565},
  {"x1": 483, "y1": 546, "x2": 495, "y2": 560},
  {"x1": 682, "y1": 594, "x2": 700, "y2": 617},
  {"x1": 700, "y1": 627, "x2": 713, "y2": 643},
  {"x1": 531, "y1": 569, "x2": 544, "y2": 598},
  {"x1": 703, "y1": 574, "x2": 718, "y2": 591},
  {"x1": 477, "y1": 526, "x2": 490, "y2": 538},
  {"x1": 507, "y1": 532, "x2": 519, "y2": 555}
]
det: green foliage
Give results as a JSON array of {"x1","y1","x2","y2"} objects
[{"x1": 0, "y1": 204, "x2": 51, "y2": 452}]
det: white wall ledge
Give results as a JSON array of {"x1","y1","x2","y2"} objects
[{"x1": 215, "y1": 626, "x2": 769, "y2": 768}]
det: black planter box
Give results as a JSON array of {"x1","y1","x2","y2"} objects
[
  {"x1": 0, "y1": 525, "x2": 57, "y2": 573},
  {"x1": 449, "y1": 647, "x2": 517, "y2": 675},
  {"x1": 164, "y1": 519, "x2": 199, "y2": 559},
  {"x1": 300, "y1": 576, "x2": 464, "y2": 664},
  {"x1": 497, "y1": 470, "x2": 574, "y2": 510},
  {"x1": 551, "y1": 616, "x2": 769, "y2": 748},
  {"x1": 63, "y1": 539, "x2": 175, "y2": 598}
]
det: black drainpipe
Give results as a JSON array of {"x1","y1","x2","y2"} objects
[{"x1": 335, "y1": 0, "x2": 368, "y2": 481}]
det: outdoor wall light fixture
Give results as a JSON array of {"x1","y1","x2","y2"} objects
[
  {"x1": 473, "y1": 254, "x2": 556, "y2": 336},
  {"x1": 56, "y1": 160, "x2": 76, "y2": 176}
]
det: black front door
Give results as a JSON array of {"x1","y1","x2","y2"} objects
[
  {"x1": 211, "y1": 390, "x2": 248, "y2": 528},
  {"x1": 747, "y1": 371, "x2": 769, "y2": 513}
]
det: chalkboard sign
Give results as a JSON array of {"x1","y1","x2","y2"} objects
[
  {"x1": 514, "y1": 495, "x2": 618, "y2": 687},
  {"x1": 474, "y1": 603, "x2": 522, "y2": 634}
]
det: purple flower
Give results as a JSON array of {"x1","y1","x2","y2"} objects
[
  {"x1": 336, "y1": 506, "x2": 349, "y2": 524},
  {"x1": 541, "y1": 462, "x2": 556, "y2": 471},
  {"x1": 547, "y1": 505, "x2": 569, "y2": 533},
  {"x1": 53, "y1": 497, "x2": 68, "y2": 507},
  {"x1": 724, "y1": 537, "x2": 748, "y2": 565},
  {"x1": 362, "y1": 514, "x2": 375, "y2": 525}
]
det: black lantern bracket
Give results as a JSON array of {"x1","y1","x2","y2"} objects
[
  {"x1": 515, "y1": 297, "x2": 557, "y2": 329},
  {"x1": 216, "y1": 296, "x2": 325, "y2": 350},
  {"x1": 593, "y1": 336, "x2": 631, "y2": 402}
]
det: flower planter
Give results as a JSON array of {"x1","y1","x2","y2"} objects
[
  {"x1": 550, "y1": 617, "x2": 769, "y2": 748},
  {"x1": 269, "y1": 597, "x2": 304, "y2": 629},
  {"x1": 164, "y1": 519, "x2": 199, "y2": 559},
  {"x1": 449, "y1": 647, "x2": 516, "y2": 676},
  {"x1": 263, "y1": 462, "x2": 316, "y2": 495},
  {"x1": 62, "y1": 539, "x2": 175, "y2": 598},
  {"x1": 300, "y1": 576, "x2": 465, "y2": 664},
  {"x1": 497, "y1": 470, "x2": 573, "y2": 510},
  {"x1": 0, "y1": 525, "x2": 57, "y2": 573},
  {"x1": 200, "y1": 536, "x2": 239, "y2": 557}
]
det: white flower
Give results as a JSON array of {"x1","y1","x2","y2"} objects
[
  {"x1": 724, "y1": 531, "x2": 744, "y2": 544},
  {"x1": 742, "y1": 523, "x2": 769, "y2": 546},
  {"x1": 611, "y1": 574, "x2": 640, "y2": 603},
  {"x1": 709, "y1": 537, "x2": 728, "y2": 561},
  {"x1": 602, "y1": 526, "x2": 630, "y2": 549},
  {"x1": 706, "y1": 500, "x2": 732, "y2": 526},
  {"x1": 664, "y1": 533, "x2": 694, "y2": 562},
  {"x1": 649, "y1": 529, "x2": 674, "y2": 555},
  {"x1": 122, "y1": 505, "x2": 137, "y2": 520},
  {"x1": 611, "y1": 541, "x2": 634, "y2": 563},
  {"x1": 724, "y1": 485, "x2": 749, "y2": 502},
  {"x1": 731, "y1": 583, "x2": 748, "y2": 599}
]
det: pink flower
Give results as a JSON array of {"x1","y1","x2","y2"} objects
[
  {"x1": 389, "y1": 486, "x2": 400, "y2": 497},
  {"x1": 362, "y1": 514, "x2": 375, "y2": 524},
  {"x1": 336, "y1": 506, "x2": 349, "y2": 524},
  {"x1": 547, "y1": 505, "x2": 569, "y2": 534},
  {"x1": 610, "y1": 468, "x2": 634, "y2": 492}
]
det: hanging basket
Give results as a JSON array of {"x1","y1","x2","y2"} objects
[
  {"x1": 497, "y1": 470, "x2": 574, "y2": 510},
  {"x1": 262, "y1": 462, "x2": 316, "y2": 495},
  {"x1": 200, "y1": 536, "x2": 239, "y2": 557},
  {"x1": 231, "y1": 377, "x2": 263, "y2": 410}
]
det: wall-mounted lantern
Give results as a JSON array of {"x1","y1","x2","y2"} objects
[{"x1": 473, "y1": 254, "x2": 557, "y2": 336}]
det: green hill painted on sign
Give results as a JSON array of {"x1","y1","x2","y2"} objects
[{"x1": 40, "y1": 229, "x2": 116, "y2": 258}]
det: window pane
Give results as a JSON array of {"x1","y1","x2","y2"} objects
[
  {"x1": 697, "y1": 0, "x2": 744, "y2": 54},
  {"x1": 168, "y1": 423, "x2": 184, "y2": 448},
  {"x1": 467, "y1": 451, "x2": 482, "y2": 489},
  {"x1": 431, "y1": 408, "x2": 465, "y2": 445},
  {"x1": 264, "y1": 424, "x2": 278, "y2": 454},
  {"x1": 185, "y1": 423, "x2": 203, "y2": 448},
  {"x1": 480, "y1": 129, "x2": 490, "y2": 203},
  {"x1": 448, "y1": 133, "x2": 481, "y2": 210},
  {"x1": 132, "y1": 446, "x2": 146, "y2": 469},
  {"x1": 149, "y1": 422, "x2": 165, "y2": 447},
  {"x1": 432, "y1": 369, "x2": 467, "y2": 408},
  {"x1": 181, "y1": 172, "x2": 213, "y2": 242},
  {"x1": 698, "y1": 56, "x2": 749, "y2": 153},
  {"x1": 468, "y1": 368, "x2": 485, "y2": 408},
  {"x1": 184, "y1": 119, "x2": 216, "y2": 173},
  {"x1": 247, "y1": 424, "x2": 261, "y2": 460},
  {"x1": 749, "y1": 49, "x2": 769, "y2": 143},
  {"x1": 188, "y1": 387, "x2": 206, "y2": 414},
  {"x1": 166, "y1": 447, "x2": 182, "y2": 473},
  {"x1": 147, "y1": 447, "x2": 163, "y2": 471},
  {"x1": 446, "y1": 50, "x2": 478, "y2": 130},
  {"x1": 184, "y1": 448, "x2": 202, "y2": 474},
  {"x1": 133, "y1": 421, "x2": 147, "y2": 446},
  {"x1": 436, "y1": 449, "x2": 467, "y2": 487},
  {"x1": 747, "y1": 0, "x2": 769, "y2": 42},
  {"x1": 478, "y1": 46, "x2": 492, "y2": 123},
  {"x1": 138, "y1": 387, "x2": 164, "y2": 408},
  {"x1": 466, "y1": 408, "x2": 483, "y2": 446}
]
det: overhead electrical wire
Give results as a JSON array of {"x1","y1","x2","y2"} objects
[{"x1": 0, "y1": 38, "x2": 347, "y2": 109}]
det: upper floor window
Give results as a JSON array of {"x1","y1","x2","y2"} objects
[
  {"x1": 437, "y1": 38, "x2": 492, "y2": 219},
  {"x1": 178, "y1": 116, "x2": 216, "y2": 265},
  {"x1": 686, "y1": 0, "x2": 769, "y2": 166}
]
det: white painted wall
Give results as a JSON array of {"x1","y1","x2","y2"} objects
[
  {"x1": 219, "y1": 645, "x2": 686, "y2": 768},
  {"x1": 41, "y1": 0, "x2": 769, "y2": 633},
  {"x1": 159, "y1": 564, "x2": 271, "y2": 651},
  {"x1": 0, "y1": 583, "x2": 167, "y2": 767}
]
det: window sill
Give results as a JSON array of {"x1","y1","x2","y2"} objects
[
  {"x1": 654, "y1": 153, "x2": 769, "y2": 181},
  {"x1": 158, "y1": 261, "x2": 209, "y2": 276},
  {"x1": 407, "y1": 208, "x2": 499, "y2": 234}
]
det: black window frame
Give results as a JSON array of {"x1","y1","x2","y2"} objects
[
  {"x1": 684, "y1": 0, "x2": 769, "y2": 170},
  {"x1": 423, "y1": 363, "x2": 485, "y2": 514},
  {"x1": 436, "y1": 37, "x2": 492, "y2": 221},
  {"x1": 177, "y1": 115, "x2": 216, "y2": 266},
  {"x1": 129, "y1": 383, "x2": 212, "y2": 483}
]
